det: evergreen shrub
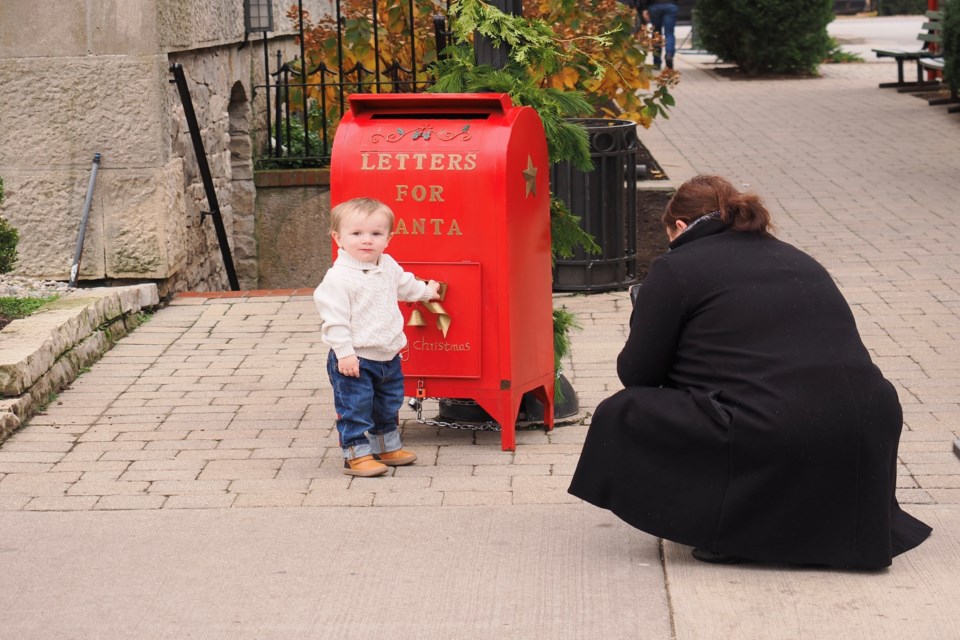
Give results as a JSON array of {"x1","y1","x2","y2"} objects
[
  {"x1": 694, "y1": 0, "x2": 835, "y2": 75},
  {"x1": 877, "y1": 0, "x2": 927, "y2": 16},
  {"x1": 0, "y1": 176, "x2": 19, "y2": 274},
  {"x1": 944, "y1": 0, "x2": 960, "y2": 94}
]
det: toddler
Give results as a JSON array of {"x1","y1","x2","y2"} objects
[{"x1": 314, "y1": 197, "x2": 440, "y2": 477}]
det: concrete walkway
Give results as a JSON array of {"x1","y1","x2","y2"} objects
[{"x1": 2, "y1": 23, "x2": 960, "y2": 639}]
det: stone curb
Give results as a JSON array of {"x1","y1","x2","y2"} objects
[{"x1": 0, "y1": 285, "x2": 159, "y2": 442}]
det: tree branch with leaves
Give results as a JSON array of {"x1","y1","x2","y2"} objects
[{"x1": 430, "y1": 0, "x2": 677, "y2": 258}]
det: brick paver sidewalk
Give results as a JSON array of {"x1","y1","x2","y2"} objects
[
  {"x1": 0, "y1": 290, "x2": 627, "y2": 511},
  {"x1": 1, "y1": 61, "x2": 958, "y2": 512}
]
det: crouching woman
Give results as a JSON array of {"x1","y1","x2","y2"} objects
[{"x1": 568, "y1": 175, "x2": 931, "y2": 569}]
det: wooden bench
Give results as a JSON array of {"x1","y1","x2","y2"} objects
[
  {"x1": 873, "y1": 11, "x2": 942, "y2": 90},
  {"x1": 919, "y1": 57, "x2": 960, "y2": 112}
]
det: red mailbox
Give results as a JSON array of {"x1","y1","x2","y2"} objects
[{"x1": 330, "y1": 93, "x2": 555, "y2": 450}]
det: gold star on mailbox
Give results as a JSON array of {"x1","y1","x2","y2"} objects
[{"x1": 522, "y1": 155, "x2": 538, "y2": 198}]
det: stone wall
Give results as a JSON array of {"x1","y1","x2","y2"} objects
[
  {"x1": 165, "y1": 47, "x2": 257, "y2": 293},
  {"x1": 0, "y1": 52, "x2": 177, "y2": 282},
  {"x1": 0, "y1": 285, "x2": 160, "y2": 443},
  {"x1": 254, "y1": 170, "x2": 332, "y2": 289},
  {"x1": 0, "y1": 0, "x2": 327, "y2": 294}
]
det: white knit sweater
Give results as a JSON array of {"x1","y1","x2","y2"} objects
[{"x1": 314, "y1": 251, "x2": 433, "y2": 361}]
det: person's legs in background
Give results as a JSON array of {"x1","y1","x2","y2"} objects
[
  {"x1": 661, "y1": 3, "x2": 678, "y2": 69},
  {"x1": 648, "y1": 5, "x2": 665, "y2": 69},
  {"x1": 648, "y1": 3, "x2": 679, "y2": 69}
]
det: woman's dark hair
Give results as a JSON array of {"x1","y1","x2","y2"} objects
[{"x1": 662, "y1": 174, "x2": 774, "y2": 234}]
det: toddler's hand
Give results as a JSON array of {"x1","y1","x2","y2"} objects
[
  {"x1": 425, "y1": 280, "x2": 441, "y2": 300},
  {"x1": 338, "y1": 354, "x2": 360, "y2": 377}
]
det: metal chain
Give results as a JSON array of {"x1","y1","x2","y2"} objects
[
  {"x1": 407, "y1": 397, "x2": 583, "y2": 432},
  {"x1": 410, "y1": 397, "x2": 502, "y2": 431}
]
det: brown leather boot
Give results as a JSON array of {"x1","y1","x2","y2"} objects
[
  {"x1": 343, "y1": 454, "x2": 389, "y2": 477},
  {"x1": 373, "y1": 449, "x2": 417, "y2": 466}
]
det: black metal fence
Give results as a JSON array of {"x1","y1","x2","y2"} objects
[{"x1": 254, "y1": 0, "x2": 452, "y2": 168}]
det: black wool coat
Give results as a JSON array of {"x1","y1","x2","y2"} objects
[{"x1": 568, "y1": 221, "x2": 931, "y2": 569}]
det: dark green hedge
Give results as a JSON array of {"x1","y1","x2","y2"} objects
[
  {"x1": 694, "y1": 0, "x2": 835, "y2": 75},
  {"x1": 0, "y1": 176, "x2": 17, "y2": 274},
  {"x1": 878, "y1": 0, "x2": 928, "y2": 16},
  {"x1": 945, "y1": 0, "x2": 960, "y2": 92}
]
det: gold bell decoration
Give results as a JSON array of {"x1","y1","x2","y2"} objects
[
  {"x1": 407, "y1": 305, "x2": 427, "y2": 327},
  {"x1": 407, "y1": 281, "x2": 452, "y2": 338}
]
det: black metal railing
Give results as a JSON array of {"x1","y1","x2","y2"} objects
[
  {"x1": 169, "y1": 63, "x2": 241, "y2": 291},
  {"x1": 254, "y1": 0, "x2": 453, "y2": 169}
]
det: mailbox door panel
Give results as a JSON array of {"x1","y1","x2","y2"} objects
[{"x1": 399, "y1": 261, "x2": 481, "y2": 379}]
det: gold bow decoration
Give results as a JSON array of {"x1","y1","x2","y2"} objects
[
  {"x1": 421, "y1": 299, "x2": 451, "y2": 337},
  {"x1": 407, "y1": 281, "x2": 451, "y2": 337}
]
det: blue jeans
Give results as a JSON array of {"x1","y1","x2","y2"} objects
[
  {"x1": 648, "y1": 3, "x2": 678, "y2": 67},
  {"x1": 327, "y1": 352, "x2": 405, "y2": 459}
]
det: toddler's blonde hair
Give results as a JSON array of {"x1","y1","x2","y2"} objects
[{"x1": 330, "y1": 197, "x2": 395, "y2": 234}]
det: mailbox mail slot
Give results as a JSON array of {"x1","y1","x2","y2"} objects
[{"x1": 330, "y1": 93, "x2": 555, "y2": 450}]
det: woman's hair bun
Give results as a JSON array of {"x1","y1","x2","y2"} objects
[{"x1": 663, "y1": 174, "x2": 774, "y2": 235}]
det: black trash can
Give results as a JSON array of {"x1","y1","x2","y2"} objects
[{"x1": 551, "y1": 118, "x2": 639, "y2": 292}]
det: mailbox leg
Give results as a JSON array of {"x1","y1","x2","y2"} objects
[
  {"x1": 496, "y1": 395, "x2": 523, "y2": 451},
  {"x1": 528, "y1": 384, "x2": 555, "y2": 432}
]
